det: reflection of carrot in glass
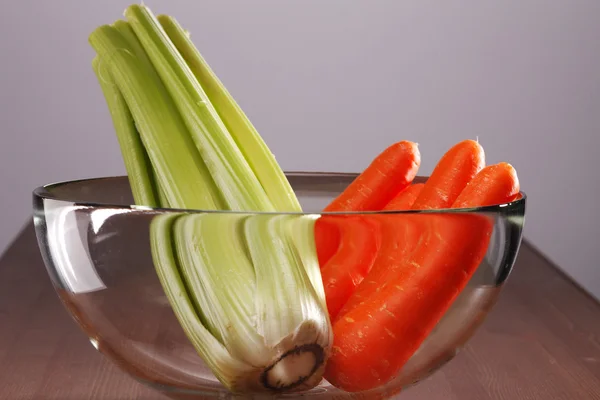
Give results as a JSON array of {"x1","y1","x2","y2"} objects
[
  {"x1": 411, "y1": 139, "x2": 485, "y2": 210},
  {"x1": 325, "y1": 147, "x2": 520, "y2": 393}
]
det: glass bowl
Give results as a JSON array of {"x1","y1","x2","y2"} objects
[{"x1": 32, "y1": 172, "x2": 525, "y2": 399}]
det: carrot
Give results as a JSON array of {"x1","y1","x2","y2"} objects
[
  {"x1": 315, "y1": 217, "x2": 341, "y2": 268},
  {"x1": 333, "y1": 184, "x2": 426, "y2": 318},
  {"x1": 452, "y1": 162, "x2": 520, "y2": 208},
  {"x1": 384, "y1": 183, "x2": 424, "y2": 210},
  {"x1": 324, "y1": 213, "x2": 492, "y2": 392},
  {"x1": 411, "y1": 140, "x2": 485, "y2": 210},
  {"x1": 325, "y1": 146, "x2": 520, "y2": 392},
  {"x1": 317, "y1": 153, "x2": 422, "y2": 317},
  {"x1": 315, "y1": 141, "x2": 420, "y2": 268},
  {"x1": 333, "y1": 142, "x2": 482, "y2": 318},
  {"x1": 324, "y1": 141, "x2": 421, "y2": 212},
  {"x1": 320, "y1": 216, "x2": 381, "y2": 320},
  {"x1": 333, "y1": 214, "x2": 423, "y2": 320}
]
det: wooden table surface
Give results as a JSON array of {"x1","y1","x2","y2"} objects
[{"x1": 1, "y1": 222, "x2": 600, "y2": 400}]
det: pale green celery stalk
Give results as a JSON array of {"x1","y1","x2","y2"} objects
[
  {"x1": 173, "y1": 214, "x2": 271, "y2": 368},
  {"x1": 91, "y1": 5, "x2": 331, "y2": 394},
  {"x1": 157, "y1": 15, "x2": 301, "y2": 212},
  {"x1": 111, "y1": 20, "x2": 171, "y2": 208},
  {"x1": 156, "y1": 185, "x2": 170, "y2": 208},
  {"x1": 168, "y1": 212, "x2": 330, "y2": 392},
  {"x1": 92, "y1": 56, "x2": 159, "y2": 207},
  {"x1": 150, "y1": 214, "x2": 254, "y2": 391},
  {"x1": 113, "y1": 20, "x2": 160, "y2": 80},
  {"x1": 89, "y1": 25, "x2": 224, "y2": 210},
  {"x1": 288, "y1": 215, "x2": 330, "y2": 313},
  {"x1": 124, "y1": 4, "x2": 272, "y2": 212},
  {"x1": 244, "y1": 214, "x2": 330, "y2": 390}
]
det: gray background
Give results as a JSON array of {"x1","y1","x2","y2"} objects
[{"x1": 1, "y1": 1, "x2": 598, "y2": 299}]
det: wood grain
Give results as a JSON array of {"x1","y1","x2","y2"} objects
[{"x1": 1, "y1": 222, "x2": 599, "y2": 400}]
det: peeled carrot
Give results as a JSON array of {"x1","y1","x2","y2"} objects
[
  {"x1": 452, "y1": 162, "x2": 520, "y2": 208},
  {"x1": 411, "y1": 140, "x2": 485, "y2": 210},
  {"x1": 384, "y1": 183, "x2": 424, "y2": 211},
  {"x1": 315, "y1": 217, "x2": 341, "y2": 268},
  {"x1": 333, "y1": 184, "x2": 426, "y2": 318},
  {"x1": 320, "y1": 216, "x2": 381, "y2": 320},
  {"x1": 324, "y1": 141, "x2": 421, "y2": 212},
  {"x1": 333, "y1": 141, "x2": 483, "y2": 318},
  {"x1": 324, "y1": 213, "x2": 492, "y2": 392},
  {"x1": 325, "y1": 144, "x2": 520, "y2": 392},
  {"x1": 315, "y1": 141, "x2": 420, "y2": 268},
  {"x1": 333, "y1": 214, "x2": 423, "y2": 320}
]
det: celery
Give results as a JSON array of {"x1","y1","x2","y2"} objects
[
  {"x1": 92, "y1": 56, "x2": 159, "y2": 207},
  {"x1": 149, "y1": 214, "x2": 253, "y2": 386},
  {"x1": 158, "y1": 15, "x2": 302, "y2": 212},
  {"x1": 167, "y1": 212, "x2": 330, "y2": 391},
  {"x1": 89, "y1": 25, "x2": 224, "y2": 210},
  {"x1": 173, "y1": 214, "x2": 269, "y2": 367},
  {"x1": 125, "y1": 5, "x2": 272, "y2": 212},
  {"x1": 90, "y1": 4, "x2": 330, "y2": 394}
]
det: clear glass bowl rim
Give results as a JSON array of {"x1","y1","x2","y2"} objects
[{"x1": 33, "y1": 171, "x2": 526, "y2": 216}]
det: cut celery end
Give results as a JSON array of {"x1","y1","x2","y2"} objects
[
  {"x1": 169, "y1": 212, "x2": 330, "y2": 392},
  {"x1": 89, "y1": 25, "x2": 224, "y2": 210},
  {"x1": 245, "y1": 215, "x2": 330, "y2": 349},
  {"x1": 158, "y1": 15, "x2": 302, "y2": 212},
  {"x1": 91, "y1": 4, "x2": 331, "y2": 394},
  {"x1": 125, "y1": 5, "x2": 273, "y2": 212}
]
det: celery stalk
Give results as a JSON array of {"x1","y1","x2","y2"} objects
[
  {"x1": 89, "y1": 26, "x2": 224, "y2": 210},
  {"x1": 289, "y1": 215, "x2": 329, "y2": 312},
  {"x1": 158, "y1": 15, "x2": 302, "y2": 212},
  {"x1": 125, "y1": 5, "x2": 273, "y2": 212},
  {"x1": 169, "y1": 213, "x2": 330, "y2": 392},
  {"x1": 111, "y1": 20, "x2": 171, "y2": 208},
  {"x1": 90, "y1": 4, "x2": 331, "y2": 394},
  {"x1": 150, "y1": 215, "x2": 255, "y2": 389},
  {"x1": 92, "y1": 56, "x2": 159, "y2": 207},
  {"x1": 173, "y1": 214, "x2": 270, "y2": 367}
]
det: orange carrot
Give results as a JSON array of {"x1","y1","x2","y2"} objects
[
  {"x1": 334, "y1": 214, "x2": 423, "y2": 319},
  {"x1": 315, "y1": 217, "x2": 341, "y2": 267},
  {"x1": 411, "y1": 140, "x2": 485, "y2": 210},
  {"x1": 320, "y1": 216, "x2": 381, "y2": 320},
  {"x1": 384, "y1": 183, "x2": 424, "y2": 210},
  {"x1": 324, "y1": 141, "x2": 421, "y2": 212},
  {"x1": 452, "y1": 162, "x2": 520, "y2": 208},
  {"x1": 333, "y1": 142, "x2": 481, "y2": 318},
  {"x1": 333, "y1": 184, "x2": 426, "y2": 317},
  {"x1": 325, "y1": 213, "x2": 492, "y2": 392},
  {"x1": 318, "y1": 162, "x2": 423, "y2": 318},
  {"x1": 325, "y1": 145, "x2": 520, "y2": 392},
  {"x1": 315, "y1": 141, "x2": 420, "y2": 268}
]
